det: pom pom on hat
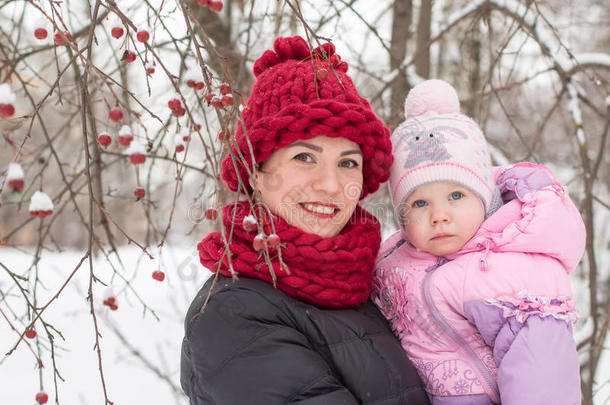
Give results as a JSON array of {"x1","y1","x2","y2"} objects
[{"x1": 405, "y1": 79, "x2": 460, "y2": 119}]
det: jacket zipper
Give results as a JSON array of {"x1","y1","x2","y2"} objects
[{"x1": 422, "y1": 258, "x2": 500, "y2": 403}]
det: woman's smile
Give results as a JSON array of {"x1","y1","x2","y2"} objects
[{"x1": 299, "y1": 202, "x2": 340, "y2": 218}]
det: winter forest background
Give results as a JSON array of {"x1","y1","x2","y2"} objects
[{"x1": 1, "y1": 0, "x2": 609, "y2": 404}]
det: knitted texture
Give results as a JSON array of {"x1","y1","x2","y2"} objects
[
  {"x1": 221, "y1": 35, "x2": 392, "y2": 199},
  {"x1": 197, "y1": 200, "x2": 381, "y2": 308},
  {"x1": 390, "y1": 79, "x2": 501, "y2": 224}
]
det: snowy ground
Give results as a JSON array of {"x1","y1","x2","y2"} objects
[
  {"x1": 1, "y1": 246, "x2": 609, "y2": 404},
  {"x1": 1, "y1": 246, "x2": 208, "y2": 405}
]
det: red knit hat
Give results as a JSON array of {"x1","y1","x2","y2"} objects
[{"x1": 221, "y1": 35, "x2": 393, "y2": 199}]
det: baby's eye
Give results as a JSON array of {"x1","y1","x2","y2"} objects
[
  {"x1": 450, "y1": 191, "x2": 463, "y2": 200},
  {"x1": 412, "y1": 200, "x2": 427, "y2": 208},
  {"x1": 339, "y1": 159, "x2": 359, "y2": 168},
  {"x1": 294, "y1": 153, "x2": 313, "y2": 163}
]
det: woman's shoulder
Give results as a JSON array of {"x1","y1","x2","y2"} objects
[{"x1": 186, "y1": 275, "x2": 391, "y2": 332}]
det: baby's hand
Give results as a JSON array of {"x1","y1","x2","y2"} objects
[{"x1": 496, "y1": 163, "x2": 556, "y2": 202}]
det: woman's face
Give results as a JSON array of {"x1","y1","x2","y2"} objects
[{"x1": 253, "y1": 136, "x2": 363, "y2": 238}]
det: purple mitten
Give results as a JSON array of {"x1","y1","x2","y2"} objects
[{"x1": 496, "y1": 162, "x2": 556, "y2": 202}]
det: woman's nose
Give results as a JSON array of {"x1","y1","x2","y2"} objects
[{"x1": 311, "y1": 166, "x2": 341, "y2": 195}]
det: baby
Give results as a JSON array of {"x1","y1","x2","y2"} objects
[{"x1": 373, "y1": 80, "x2": 585, "y2": 405}]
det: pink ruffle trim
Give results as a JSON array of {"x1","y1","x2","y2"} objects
[{"x1": 484, "y1": 289, "x2": 578, "y2": 324}]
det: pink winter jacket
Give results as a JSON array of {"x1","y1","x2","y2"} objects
[{"x1": 373, "y1": 163, "x2": 586, "y2": 405}]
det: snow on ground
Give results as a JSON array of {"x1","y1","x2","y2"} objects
[{"x1": 1, "y1": 246, "x2": 209, "y2": 405}]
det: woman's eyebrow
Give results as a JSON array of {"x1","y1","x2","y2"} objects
[
  {"x1": 341, "y1": 149, "x2": 363, "y2": 156},
  {"x1": 287, "y1": 141, "x2": 322, "y2": 152}
]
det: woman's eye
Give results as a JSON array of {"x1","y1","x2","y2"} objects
[
  {"x1": 450, "y1": 191, "x2": 463, "y2": 200},
  {"x1": 339, "y1": 159, "x2": 359, "y2": 168},
  {"x1": 413, "y1": 200, "x2": 427, "y2": 208},
  {"x1": 294, "y1": 153, "x2": 313, "y2": 163}
]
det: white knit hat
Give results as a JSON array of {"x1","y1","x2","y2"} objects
[{"x1": 390, "y1": 80, "x2": 502, "y2": 226}]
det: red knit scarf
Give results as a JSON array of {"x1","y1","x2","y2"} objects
[{"x1": 197, "y1": 200, "x2": 381, "y2": 308}]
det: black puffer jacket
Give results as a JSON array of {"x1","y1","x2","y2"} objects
[{"x1": 181, "y1": 275, "x2": 429, "y2": 404}]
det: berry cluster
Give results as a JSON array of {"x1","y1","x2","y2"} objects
[
  {"x1": 103, "y1": 296, "x2": 118, "y2": 310},
  {"x1": 204, "y1": 82, "x2": 233, "y2": 109},
  {"x1": 168, "y1": 93, "x2": 186, "y2": 117},
  {"x1": 197, "y1": 0, "x2": 223, "y2": 12}
]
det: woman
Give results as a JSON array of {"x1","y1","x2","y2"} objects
[{"x1": 180, "y1": 35, "x2": 429, "y2": 405}]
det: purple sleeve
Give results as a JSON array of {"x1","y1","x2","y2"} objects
[{"x1": 464, "y1": 301, "x2": 581, "y2": 405}]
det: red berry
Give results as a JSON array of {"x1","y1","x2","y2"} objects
[
  {"x1": 253, "y1": 234, "x2": 266, "y2": 252},
  {"x1": 317, "y1": 68, "x2": 328, "y2": 81},
  {"x1": 205, "y1": 208, "x2": 218, "y2": 220},
  {"x1": 267, "y1": 233, "x2": 280, "y2": 248},
  {"x1": 122, "y1": 50, "x2": 136, "y2": 63},
  {"x1": 211, "y1": 97, "x2": 223, "y2": 109},
  {"x1": 34, "y1": 28, "x2": 48, "y2": 40},
  {"x1": 136, "y1": 29, "x2": 149, "y2": 43},
  {"x1": 0, "y1": 103, "x2": 15, "y2": 117},
  {"x1": 208, "y1": 1, "x2": 223, "y2": 12},
  {"x1": 221, "y1": 95, "x2": 234, "y2": 106},
  {"x1": 111, "y1": 26, "x2": 124, "y2": 39},
  {"x1": 204, "y1": 93, "x2": 215, "y2": 104},
  {"x1": 98, "y1": 133, "x2": 112, "y2": 148},
  {"x1": 53, "y1": 31, "x2": 70, "y2": 46},
  {"x1": 8, "y1": 178, "x2": 24, "y2": 192},
  {"x1": 134, "y1": 187, "x2": 145, "y2": 199},
  {"x1": 145, "y1": 61, "x2": 155, "y2": 75},
  {"x1": 183, "y1": 131, "x2": 192, "y2": 141},
  {"x1": 152, "y1": 270, "x2": 165, "y2": 281},
  {"x1": 218, "y1": 130, "x2": 229, "y2": 141},
  {"x1": 118, "y1": 134, "x2": 133, "y2": 146},
  {"x1": 35, "y1": 391, "x2": 48, "y2": 404},
  {"x1": 175, "y1": 144, "x2": 185, "y2": 153},
  {"x1": 219, "y1": 83, "x2": 231, "y2": 95},
  {"x1": 25, "y1": 329, "x2": 37, "y2": 339},
  {"x1": 242, "y1": 215, "x2": 257, "y2": 232},
  {"x1": 172, "y1": 107, "x2": 186, "y2": 117},
  {"x1": 168, "y1": 98, "x2": 181, "y2": 110},
  {"x1": 129, "y1": 153, "x2": 146, "y2": 165},
  {"x1": 109, "y1": 108, "x2": 123, "y2": 122}
]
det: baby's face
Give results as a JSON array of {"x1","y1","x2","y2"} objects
[{"x1": 401, "y1": 182, "x2": 484, "y2": 257}]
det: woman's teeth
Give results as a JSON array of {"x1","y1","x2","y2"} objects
[{"x1": 302, "y1": 203, "x2": 335, "y2": 215}]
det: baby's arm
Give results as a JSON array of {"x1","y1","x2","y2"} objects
[{"x1": 465, "y1": 295, "x2": 581, "y2": 405}]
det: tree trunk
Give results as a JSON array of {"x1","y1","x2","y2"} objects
[
  {"x1": 388, "y1": 0, "x2": 412, "y2": 128},
  {"x1": 464, "y1": 23, "x2": 481, "y2": 117},
  {"x1": 415, "y1": 0, "x2": 432, "y2": 79}
]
